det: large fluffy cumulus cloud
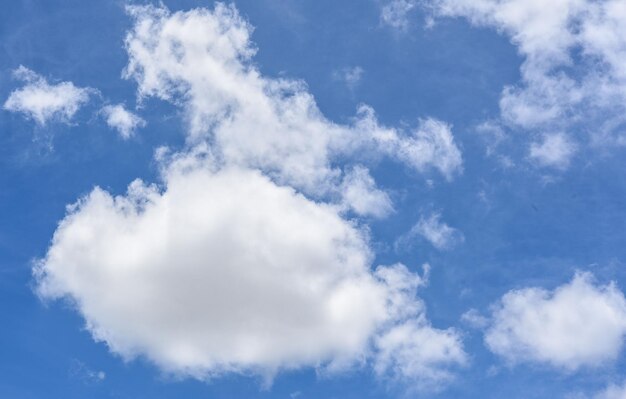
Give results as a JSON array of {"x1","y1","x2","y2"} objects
[
  {"x1": 35, "y1": 150, "x2": 464, "y2": 381},
  {"x1": 34, "y1": 2, "x2": 466, "y2": 388},
  {"x1": 36, "y1": 157, "x2": 377, "y2": 376}
]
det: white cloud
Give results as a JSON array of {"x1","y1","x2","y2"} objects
[
  {"x1": 101, "y1": 104, "x2": 146, "y2": 139},
  {"x1": 394, "y1": 118, "x2": 463, "y2": 181},
  {"x1": 594, "y1": 381, "x2": 626, "y2": 399},
  {"x1": 529, "y1": 132, "x2": 577, "y2": 169},
  {"x1": 36, "y1": 160, "x2": 378, "y2": 377},
  {"x1": 340, "y1": 166, "x2": 394, "y2": 218},
  {"x1": 372, "y1": 264, "x2": 466, "y2": 390},
  {"x1": 34, "y1": 3, "x2": 467, "y2": 389},
  {"x1": 122, "y1": 4, "x2": 462, "y2": 197},
  {"x1": 428, "y1": 0, "x2": 626, "y2": 162},
  {"x1": 35, "y1": 146, "x2": 465, "y2": 384},
  {"x1": 485, "y1": 272, "x2": 626, "y2": 370},
  {"x1": 3, "y1": 66, "x2": 93, "y2": 125},
  {"x1": 401, "y1": 212, "x2": 464, "y2": 250},
  {"x1": 374, "y1": 319, "x2": 467, "y2": 389},
  {"x1": 381, "y1": 0, "x2": 418, "y2": 30}
]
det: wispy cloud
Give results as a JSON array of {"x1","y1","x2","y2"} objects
[{"x1": 398, "y1": 212, "x2": 464, "y2": 251}]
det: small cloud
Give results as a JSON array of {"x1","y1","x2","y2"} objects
[
  {"x1": 374, "y1": 319, "x2": 467, "y2": 391},
  {"x1": 485, "y1": 272, "x2": 626, "y2": 370},
  {"x1": 4, "y1": 66, "x2": 94, "y2": 126},
  {"x1": 398, "y1": 212, "x2": 464, "y2": 251},
  {"x1": 69, "y1": 359, "x2": 106, "y2": 385},
  {"x1": 101, "y1": 104, "x2": 146, "y2": 139},
  {"x1": 461, "y1": 308, "x2": 489, "y2": 329},
  {"x1": 340, "y1": 165, "x2": 393, "y2": 218},
  {"x1": 333, "y1": 66, "x2": 364, "y2": 90},
  {"x1": 380, "y1": 0, "x2": 417, "y2": 31},
  {"x1": 529, "y1": 133, "x2": 577, "y2": 170}
]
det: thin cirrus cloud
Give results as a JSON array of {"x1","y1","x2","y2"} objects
[
  {"x1": 418, "y1": 0, "x2": 626, "y2": 167},
  {"x1": 483, "y1": 272, "x2": 626, "y2": 370},
  {"x1": 3, "y1": 66, "x2": 94, "y2": 125},
  {"x1": 34, "y1": 2, "x2": 467, "y2": 389},
  {"x1": 100, "y1": 104, "x2": 146, "y2": 139}
]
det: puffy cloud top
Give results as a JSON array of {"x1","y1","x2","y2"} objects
[
  {"x1": 35, "y1": 154, "x2": 465, "y2": 381},
  {"x1": 485, "y1": 272, "x2": 626, "y2": 370}
]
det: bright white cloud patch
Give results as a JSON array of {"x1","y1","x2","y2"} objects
[
  {"x1": 101, "y1": 104, "x2": 145, "y2": 139},
  {"x1": 3, "y1": 66, "x2": 93, "y2": 125},
  {"x1": 429, "y1": 0, "x2": 626, "y2": 161},
  {"x1": 35, "y1": 151, "x2": 465, "y2": 382},
  {"x1": 123, "y1": 3, "x2": 462, "y2": 196},
  {"x1": 485, "y1": 272, "x2": 626, "y2": 370},
  {"x1": 34, "y1": 2, "x2": 467, "y2": 388},
  {"x1": 340, "y1": 166, "x2": 393, "y2": 218}
]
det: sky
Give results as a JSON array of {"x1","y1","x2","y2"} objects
[{"x1": 2, "y1": 0, "x2": 626, "y2": 398}]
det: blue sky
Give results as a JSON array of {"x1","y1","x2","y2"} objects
[{"x1": 3, "y1": 1, "x2": 626, "y2": 398}]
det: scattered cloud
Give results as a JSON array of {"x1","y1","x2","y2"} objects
[
  {"x1": 122, "y1": 4, "x2": 462, "y2": 198},
  {"x1": 374, "y1": 319, "x2": 467, "y2": 390},
  {"x1": 101, "y1": 104, "x2": 146, "y2": 139},
  {"x1": 484, "y1": 272, "x2": 626, "y2": 370},
  {"x1": 69, "y1": 359, "x2": 106, "y2": 384},
  {"x1": 340, "y1": 165, "x2": 394, "y2": 218},
  {"x1": 398, "y1": 212, "x2": 464, "y2": 251},
  {"x1": 427, "y1": 0, "x2": 626, "y2": 165},
  {"x1": 380, "y1": 0, "x2": 418, "y2": 30},
  {"x1": 529, "y1": 133, "x2": 577, "y2": 170},
  {"x1": 3, "y1": 66, "x2": 93, "y2": 125},
  {"x1": 333, "y1": 66, "x2": 364, "y2": 90},
  {"x1": 394, "y1": 118, "x2": 463, "y2": 181}
]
